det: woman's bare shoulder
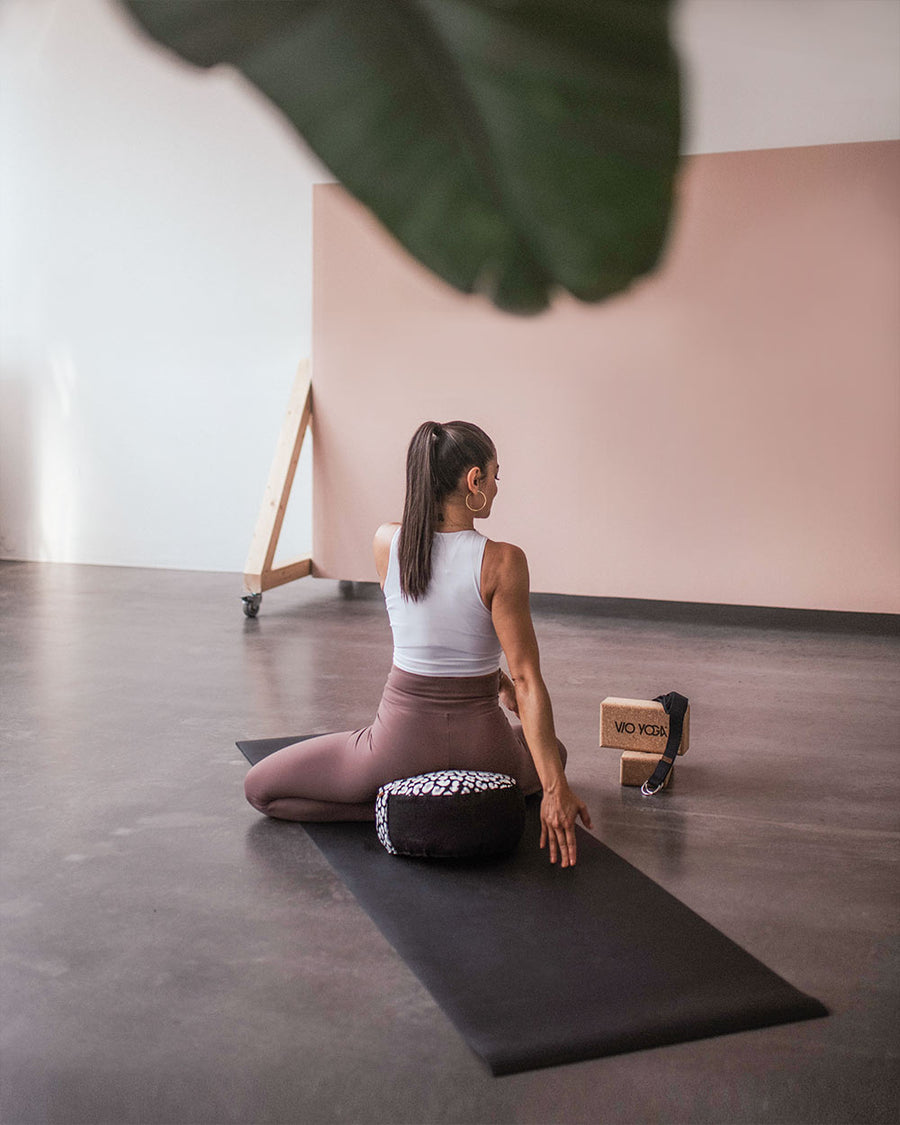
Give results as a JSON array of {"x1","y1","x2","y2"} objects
[
  {"x1": 373, "y1": 522, "x2": 401, "y2": 586},
  {"x1": 373, "y1": 521, "x2": 401, "y2": 548},
  {"x1": 483, "y1": 537, "x2": 528, "y2": 569},
  {"x1": 482, "y1": 538, "x2": 529, "y2": 599}
]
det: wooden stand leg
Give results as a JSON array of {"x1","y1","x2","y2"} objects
[{"x1": 242, "y1": 358, "x2": 313, "y2": 615}]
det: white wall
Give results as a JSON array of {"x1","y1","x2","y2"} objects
[
  {"x1": 1, "y1": 0, "x2": 898, "y2": 575},
  {"x1": 677, "y1": 0, "x2": 900, "y2": 154},
  {"x1": 0, "y1": 0, "x2": 328, "y2": 570}
]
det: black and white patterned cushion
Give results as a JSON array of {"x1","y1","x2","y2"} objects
[{"x1": 375, "y1": 769, "x2": 526, "y2": 859}]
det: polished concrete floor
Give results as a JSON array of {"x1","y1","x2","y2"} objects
[{"x1": 1, "y1": 561, "x2": 897, "y2": 1125}]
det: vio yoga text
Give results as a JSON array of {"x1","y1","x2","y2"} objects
[{"x1": 614, "y1": 722, "x2": 668, "y2": 738}]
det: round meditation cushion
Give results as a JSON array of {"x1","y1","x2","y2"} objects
[{"x1": 375, "y1": 769, "x2": 527, "y2": 859}]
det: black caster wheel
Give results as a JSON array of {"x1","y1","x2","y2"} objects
[{"x1": 242, "y1": 593, "x2": 262, "y2": 618}]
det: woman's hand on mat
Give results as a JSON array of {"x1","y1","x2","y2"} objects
[
  {"x1": 498, "y1": 670, "x2": 519, "y2": 715},
  {"x1": 540, "y1": 781, "x2": 592, "y2": 868}
]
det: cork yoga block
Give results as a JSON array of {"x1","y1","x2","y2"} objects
[
  {"x1": 620, "y1": 750, "x2": 674, "y2": 789},
  {"x1": 600, "y1": 697, "x2": 690, "y2": 756}
]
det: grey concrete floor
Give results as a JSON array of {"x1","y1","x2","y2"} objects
[{"x1": 0, "y1": 560, "x2": 897, "y2": 1125}]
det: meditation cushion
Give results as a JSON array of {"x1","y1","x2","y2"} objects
[{"x1": 375, "y1": 770, "x2": 526, "y2": 859}]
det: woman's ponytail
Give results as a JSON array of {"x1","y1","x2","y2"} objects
[
  {"x1": 397, "y1": 419, "x2": 495, "y2": 601},
  {"x1": 398, "y1": 421, "x2": 441, "y2": 601}
]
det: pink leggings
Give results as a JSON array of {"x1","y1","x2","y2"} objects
[{"x1": 244, "y1": 666, "x2": 566, "y2": 821}]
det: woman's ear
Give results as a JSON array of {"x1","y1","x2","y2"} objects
[{"x1": 466, "y1": 466, "x2": 481, "y2": 492}]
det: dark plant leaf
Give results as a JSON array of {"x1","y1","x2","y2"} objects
[{"x1": 120, "y1": 0, "x2": 681, "y2": 314}]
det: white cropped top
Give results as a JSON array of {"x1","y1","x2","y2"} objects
[{"x1": 383, "y1": 528, "x2": 502, "y2": 676}]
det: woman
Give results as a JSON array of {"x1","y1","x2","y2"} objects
[{"x1": 244, "y1": 420, "x2": 592, "y2": 866}]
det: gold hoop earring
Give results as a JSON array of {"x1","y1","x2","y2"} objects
[{"x1": 466, "y1": 490, "x2": 488, "y2": 513}]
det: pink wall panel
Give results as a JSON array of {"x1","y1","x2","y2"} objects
[{"x1": 312, "y1": 141, "x2": 899, "y2": 612}]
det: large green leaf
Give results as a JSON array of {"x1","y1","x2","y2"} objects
[{"x1": 120, "y1": 1, "x2": 681, "y2": 314}]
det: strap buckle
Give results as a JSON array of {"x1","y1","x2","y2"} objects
[{"x1": 641, "y1": 778, "x2": 665, "y2": 797}]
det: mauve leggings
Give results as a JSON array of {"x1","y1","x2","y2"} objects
[{"x1": 244, "y1": 666, "x2": 566, "y2": 821}]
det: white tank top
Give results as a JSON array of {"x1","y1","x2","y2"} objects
[{"x1": 384, "y1": 528, "x2": 502, "y2": 676}]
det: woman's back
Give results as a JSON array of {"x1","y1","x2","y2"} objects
[{"x1": 383, "y1": 528, "x2": 502, "y2": 676}]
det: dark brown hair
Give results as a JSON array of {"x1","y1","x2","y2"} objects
[{"x1": 398, "y1": 420, "x2": 496, "y2": 601}]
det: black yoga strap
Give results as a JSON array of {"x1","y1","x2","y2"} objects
[{"x1": 641, "y1": 692, "x2": 690, "y2": 796}]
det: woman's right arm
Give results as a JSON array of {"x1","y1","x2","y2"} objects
[
  {"x1": 485, "y1": 541, "x2": 592, "y2": 867},
  {"x1": 373, "y1": 522, "x2": 400, "y2": 588}
]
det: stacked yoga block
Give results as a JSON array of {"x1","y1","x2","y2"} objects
[{"x1": 600, "y1": 697, "x2": 690, "y2": 787}]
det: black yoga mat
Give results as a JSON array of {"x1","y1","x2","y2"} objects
[{"x1": 238, "y1": 736, "x2": 827, "y2": 1075}]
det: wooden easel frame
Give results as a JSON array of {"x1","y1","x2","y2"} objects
[{"x1": 242, "y1": 358, "x2": 313, "y2": 614}]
